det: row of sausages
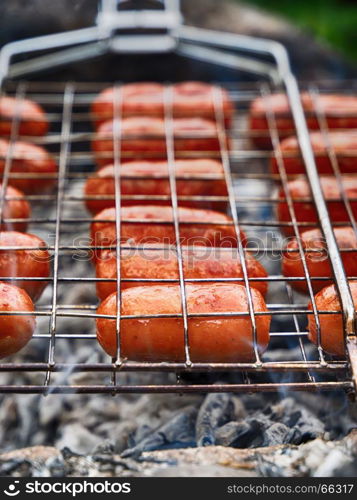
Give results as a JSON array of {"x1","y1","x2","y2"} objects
[
  {"x1": 88, "y1": 85, "x2": 267, "y2": 363},
  {"x1": 0, "y1": 96, "x2": 51, "y2": 358},
  {"x1": 0, "y1": 84, "x2": 356, "y2": 362},
  {"x1": 0, "y1": 92, "x2": 57, "y2": 357},
  {"x1": 89, "y1": 84, "x2": 357, "y2": 361},
  {"x1": 85, "y1": 81, "x2": 274, "y2": 363}
]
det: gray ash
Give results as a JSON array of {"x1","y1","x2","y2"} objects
[
  {"x1": 0, "y1": 391, "x2": 356, "y2": 477},
  {"x1": 0, "y1": 387, "x2": 355, "y2": 456},
  {"x1": 0, "y1": 172, "x2": 356, "y2": 477}
]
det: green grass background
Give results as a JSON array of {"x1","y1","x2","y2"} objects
[{"x1": 239, "y1": 0, "x2": 357, "y2": 62}]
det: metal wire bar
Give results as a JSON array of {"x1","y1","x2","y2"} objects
[
  {"x1": 262, "y1": 83, "x2": 327, "y2": 366},
  {"x1": 308, "y1": 86, "x2": 357, "y2": 388},
  {"x1": 111, "y1": 84, "x2": 123, "y2": 372},
  {"x1": 0, "y1": 381, "x2": 352, "y2": 395},
  {"x1": 0, "y1": 309, "x2": 342, "y2": 319},
  {"x1": 309, "y1": 86, "x2": 357, "y2": 237},
  {"x1": 1, "y1": 276, "x2": 350, "y2": 285},
  {"x1": 0, "y1": 83, "x2": 26, "y2": 226},
  {"x1": 44, "y1": 84, "x2": 74, "y2": 386},
  {"x1": 163, "y1": 85, "x2": 191, "y2": 365},
  {"x1": 285, "y1": 282, "x2": 315, "y2": 384},
  {"x1": 212, "y1": 87, "x2": 261, "y2": 364},
  {"x1": 0, "y1": 361, "x2": 349, "y2": 372}
]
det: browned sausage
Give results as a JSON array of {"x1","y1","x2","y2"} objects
[
  {"x1": 92, "y1": 83, "x2": 164, "y2": 128},
  {"x1": 84, "y1": 159, "x2": 227, "y2": 214},
  {"x1": 0, "y1": 281, "x2": 35, "y2": 358},
  {"x1": 277, "y1": 176, "x2": 357, "y2": 235},
  {"x1": 0, "y1": 231, "x2": 50, "y2": 301},
  {"x1": 91, "y1": 81, "x2": 233, "y2": 128},
  {"x1": 95, "y1": 245, "x2": 268, "y2": 300},
  {"x1": 249, "y1": 93, "x2": 357, "y2": 148},
  {"x1": 0, "y1": 184, "x2": 30, "y2": 232},
  {"x1": 91, "y1": 205, "x2": 245, "y2": 261},
  {"x1": 271, "y1": 130, "x2": 357, "y2": 175},
  {"x1": 282, "y1": 227, "x2": 357, "y2": 293},
  {"x1": 0, "y1": 139, "x2": 57, "y2": 193},
  {"x1": 308, "y1": 280, "x2": 357, "y2": 357},
  {"x1": 172, "y1": 82, "x2": 233, "y2": 125},
  {"x1": 96, "y1": 283, "x2": 271, "y2": 362},
  {"x1": 0, "y1": 96, "x2": 48, "y2": 137},
  {"x1": 92, "y1": 116, "x2": 224, "y2": 166}
]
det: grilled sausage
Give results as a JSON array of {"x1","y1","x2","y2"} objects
[
  {"x1": 0, "y1": 184, "x2": 30, "y2": 232},
  {"x1": 91, "y1": 205, "x2": 244, "y2": 261},
  {"x1": 249, "y1": 93, "x2": 357, "y2": 148},
  {"x1": 92, "y1": 116, "x2": 223, "y2": 166},
  {"x1": 277, "y1": 176, "x2": 357, "y2": 236},
  {"x1": 282, "y1": 227, "x2": 357, "y2": 293},
  {"x1": 271, "y1": 130, "x2": 357, "y2": 175},
  {"x1": 0, "y1": 96, "x2": 48, "y2": 137},
  {"x1": 172, "y1": 82, "x2": 233, "y2": 125},
  {"x1": 307, "y1": 280, "x2": 357, "y2": 357},
  {"x1": 95, "y1": 245, "x2": 268, "y2": 300},
  {"x1": 84, "y1": 159, "x2": 227, "y2": 214},
  {"x1": 0, "y1": 231, "x2": 50, "y2": 301},
  {"x1": 92, "y1": 82, "x2": 164, "y2": 128},
  {"x1": 0, "y1": 281, "x2": 35, "y2": 358},
  {"x1": 96, "y1": 283, "x2": 270, "y2": 362},
  {"x1": 0, "y1": 139, "x2": 57, "y2": 193},
  {"x1": 91, "y1": 81, "x2": 233, "y2": 128}
]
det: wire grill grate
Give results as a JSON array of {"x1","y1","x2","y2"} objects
[{"x1": 0, "y1": 79, "x2": 356, "y2": 394}]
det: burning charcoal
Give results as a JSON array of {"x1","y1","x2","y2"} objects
[
  {"x1": 61, "y1": 446, "x2": 84, "y2": 458},
  {"x1": 196, "y1": 393, "x2": 234, "y2": 446},
  {"x1": 215, "y1": 418, "x2": 265, "y2": 448},
  {"x1": 118, "y1": 393, "x2": 201, "y2": 426},
  {"x1": 216, "y1": 402, "x2": 312, "y2": 449},
  {"x1": 270, "y1": 398, "x2": 325, "y2": 444},
  {"x1": 231, "y1": 396, "x2": 246, "y2": 420},
  {"x1": 112, "y1": 422, "x2": 137, "y2": 454},
  {"x1": 132, "y1": 424, "x2": 153, "y2": 447},
  {"x1": 294, "y1": 392, "x2": 356, "y2": 440},
  {"x1": 91, "y1": 440, "x2": 115, "y2": 456},
  {"x1": 0, "y1": 397, "x2": 18, "y2": 446},
  {"x1": 240, "y1": 394, "x2": 270, "y2": 411},
  {"x1": 0, "y1": 446, "x2": 62, "y2": 477},
  {"x1": 60, "y1": 450, "x2": 95, "y2": 477},
  {"x1": 261, "y1": 422, "x2": 292, "y2": 447},
  {"x1": 16, "y1": 395, "x2": 41, "y2": 447},
  {"x1": 56, "y1": 423, "x2": 103, "y2": 455},
  {"x1": 93, "y1": 421, "x2": 135, "y2": 454},
  {"x1": 214, "y1": 421, "x2": 244, "y2": 447},
  {"x1": 121, "y1": 406, "x2": 198, "y2": 458},
  {"x1": 287, "y1": 410, "x2": 324, "y2": 443},
  {"x1": 0, "y1": 457, "x2": 29, "y2": 476},
  {"x1": 39, "y1": 394, "x2": 66, "y2": 426},
  {"x1": 41, "y1": 455, "x2": 67, "y2": 477}
]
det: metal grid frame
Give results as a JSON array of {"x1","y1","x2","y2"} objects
[{"x1": 0, "y1": 79, "x2": 356, "y2": 395}]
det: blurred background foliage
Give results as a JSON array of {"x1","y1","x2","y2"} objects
[{"x1": 240, "y1": 0, "x2": 357, "y2": 62}]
